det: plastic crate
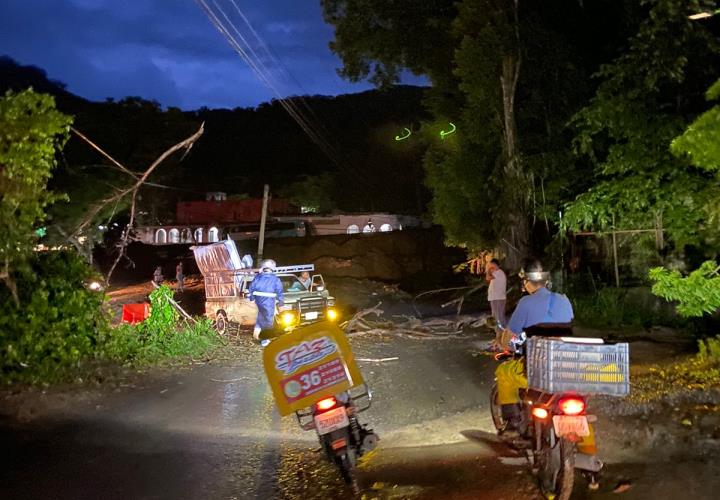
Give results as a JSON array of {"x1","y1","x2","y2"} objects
[
  {"x1": 121, "y1": 303, "x2": 150, "y2": 324},
  {"x1": 526, "y1": 337, "x2": 630, "y2": 396}
]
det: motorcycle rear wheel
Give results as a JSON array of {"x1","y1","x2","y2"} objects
[
  {"x1": 334, "y1": 448, "x2": 359, "y2": 494},
  {"x1": 537, "y1": 426, "x2": 575, "y2": 500}
]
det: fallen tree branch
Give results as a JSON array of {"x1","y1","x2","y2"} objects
[
  {"x1": 412, "y1": 283, "x2": 486, "y2": 317},
  {"x1": 152, "y1": 281, "x2": 196, "y2": 324},
  {"x1": 71, "y1": 127, "x2": 141, "y2": 180},
  {"x1": 343, "y1": 302, "x2": 486, "y2": 339},
  {"x1": 71, "y1": 123, "x2": 205, "y2": 284}
]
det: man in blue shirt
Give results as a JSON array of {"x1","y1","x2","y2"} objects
[{"x1": 495, "y1": 260, "x2": 574, "y2": 435}]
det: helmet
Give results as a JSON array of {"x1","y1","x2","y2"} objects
[
  {"x1": 260, "y1": 259, "x2": 276, "y2": 272},
  {"x1": 518, "y1": 259, "x2": 550, "y2": 284}
]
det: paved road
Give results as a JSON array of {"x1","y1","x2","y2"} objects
[{"x1": 1, "y1": 332, "x2": 717, "y2": 499}]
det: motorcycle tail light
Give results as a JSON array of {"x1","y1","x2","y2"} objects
[
  {"x1": 316, "y1": 397, "x2": 337, "y2": 411},
  {"x1": 559, "y1": 396, "x2": 586, "y2": 416},
  {"x1": 532, "y1": 407, "x2": 549, "y2": 419}
]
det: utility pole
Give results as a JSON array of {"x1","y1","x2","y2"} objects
[
  {"x1": 257, "y1": 184, "x2": 269, "y2": 262},
  {"x1": 611, "y1": 214, "x2": 620, "y2": 288}
]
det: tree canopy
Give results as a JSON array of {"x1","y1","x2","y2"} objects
[
  {"x1": 0, "y1": 89, "x2": 72, "y2": 302},
  {"x1": 562, "y1": 0, "x2": 720, "y2": 255},
  {"x1": 322, "y1": 0, "x2": 644, "y2": 265},
  {"x1": 323, "y1": 0, "x2": 720, "y2": 272}
]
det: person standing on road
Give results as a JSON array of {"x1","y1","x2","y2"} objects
[
  {"x1": 175, "y1": 262, "x2": 184, "y2": 292},
  {"x1": 153, "y1": 265, "x2": 164, "y2": 285},
  {"x1": 248, "y1": 259, "x2": 284, "y2": 344},
  {"x1": 486, "y1": 258, "x2": 507, "y2": 348}
]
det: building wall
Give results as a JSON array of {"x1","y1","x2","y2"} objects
[{"x1": 176, "y1": 199, "x2": 297, "y2": 225}]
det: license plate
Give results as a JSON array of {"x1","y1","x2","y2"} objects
[
  {"x1": 314, "y1": 406, "x2": 349, "y2": 435},
  {"x1": 553, "y1": 415, "x2": 590, "y2": 437},
  {"x1": 304, "y1": 311, "x2": 319, "y2": 320}
]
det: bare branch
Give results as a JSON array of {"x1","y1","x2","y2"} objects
[
  {"x1": 104, "y1": 123, "x2": 205, "y2": 284},
  {"x1": 70, "y1": 127, "x2": 140, "y2": 179}
]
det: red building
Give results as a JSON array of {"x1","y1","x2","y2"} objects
[{"x1": 176, "y1": 198, "x2": 299, "y2": 225}]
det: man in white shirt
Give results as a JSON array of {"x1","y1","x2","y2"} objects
[{"x1": 486, "y1": 258, "x2": 507, "y2": 347}]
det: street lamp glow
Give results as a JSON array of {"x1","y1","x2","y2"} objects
[{"x1": 689, "y1": 9, "x2": 720, "y2": 20}]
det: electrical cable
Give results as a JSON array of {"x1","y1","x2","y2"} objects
[{"x1": 194, "y1": 0, "x2": 380, "y2": 193}]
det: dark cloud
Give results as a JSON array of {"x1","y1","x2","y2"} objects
[{"x1": 0, "y1": 0, "x2": 426, "y2": 109}]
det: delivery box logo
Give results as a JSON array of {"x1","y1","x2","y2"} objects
[{"x1": 263, "y1": 322, "x2": 364, "y2": 415}]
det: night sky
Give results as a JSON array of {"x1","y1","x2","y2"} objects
[{"x1": 0, "y1": 0, "x2": 425, "y2": 110}]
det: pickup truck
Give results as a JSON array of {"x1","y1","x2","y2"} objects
[{"x1": 192, "y1": 240, "x2": 337, "y2": 335}]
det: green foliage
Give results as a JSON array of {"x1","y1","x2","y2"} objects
[
  {"x1": 646, "y1": 74, "x2": 720, "y2": 321},
  {"x1": 671, "y1": 78, "x2": 720, "y2": 172},
  {"x1": 99, "y1": 285, "x2": 219, "y2": 365},
  {"x1": 323, "y1": 1, "x2": 649, "y2": 255},
  {"x1": 0, "y1": 89, "x2": 72, "y2": 289},
  {"x1": 0, "y1": 251, "x2": 109, "y2": 384},
  {"x1": 278, "y1": 173, "x2": 336, "y2": 213},
  {"x1": 563, "y1": 0, "x2": 720, "y2": 255},
  {"x1": 320, "y1": 0, "x2": 457, "y2": 86},
  {"x1": 572, "y1": 286, "x2": 679, "y2": 329},
  {"x1": 649, "y1": 261, "x2": 720, "y2": 317},
  {"x1": 697, "y1": 335, "x2": 720, "y2": 364}
]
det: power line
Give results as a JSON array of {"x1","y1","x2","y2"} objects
[{"x1": 194, "y1": 0, "x2": 380, "y2": 194}]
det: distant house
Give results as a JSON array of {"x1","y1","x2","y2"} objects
[{"x1": 135, "y1": 192, "x2": 423, "y2": 245}]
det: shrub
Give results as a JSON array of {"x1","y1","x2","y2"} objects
[
  {"x1": 572, "y1": 286, "x2": 681, "y2": 329},
  {"x1": 0, "y1": 251, "x2": 109, "y2": 384},
  {"x1": 99, "y1": 285, "x2": 219, "y2": 365}
]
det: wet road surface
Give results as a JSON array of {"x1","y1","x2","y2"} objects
[{"x1": 2, "y1": 332, "x2": 717, "y2": 499}]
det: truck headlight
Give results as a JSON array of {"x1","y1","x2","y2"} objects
[
  {"x1": 326, "y1": 308, "x2": 339, "y2": 321},
  {"x1": 281, "y1": 311, "x2": 298, "y2": 327}
]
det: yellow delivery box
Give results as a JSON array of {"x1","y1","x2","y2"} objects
[{"x1": 262, "y1": 321, "x2": 364, "y2": 416}]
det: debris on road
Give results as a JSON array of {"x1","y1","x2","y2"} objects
[
  {"x1": 341, "y1": 301, "x2": 487, "y2": 339},
  {"x1": 356, "y1": 357, "x2": 399, "y2": 363},
  {"x1": 613, "y1": 481, "x2": 632, "y2": 494}
]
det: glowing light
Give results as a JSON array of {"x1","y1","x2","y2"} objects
[
  {"x1": 316, "y1": 397, "x2": 337, "y2": 411},
  {"x1": 395, "y1": 127, "x2": 412, "y2": 141},
  {"x1": 532, "y1": 407, "x2": 549, "y2": 419},
  {"x1": 326, "y1": 308, "x2": 338, "y2": 321},
  {"x1": 689, "y1": 9, "x2": 720, "y2": 20},
  {"x1": 440, "y1": 122, "x2": 456, "y2": 139},
  {"x1": 281, "y1": 311, "x2": 297, "y2": 327},
  {"x1": 559, "y1": 397, "x2": 586, "y2": 416}
]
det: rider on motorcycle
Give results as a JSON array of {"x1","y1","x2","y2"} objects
[{"x1": 495, "y1": 259, "x2": 574, "y2": 436}]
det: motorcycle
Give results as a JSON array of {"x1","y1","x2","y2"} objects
[
  {"x1": 261, "y1": 321, "x2": 379, "y2": 494},
  {"x1": 296, "y1": 385, "x2": 379, "y2": 492},
  {"x1": 490, "y1": 335, "x2": 628, "y2": 500}
]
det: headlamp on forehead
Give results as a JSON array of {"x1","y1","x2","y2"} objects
[{"x1": 518, "y1": 269, "x2": 550, "y2": 282}]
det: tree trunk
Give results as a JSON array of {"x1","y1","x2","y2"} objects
[{"x1": 498, "y1": 0, "x2": 528, "y2": 270}]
